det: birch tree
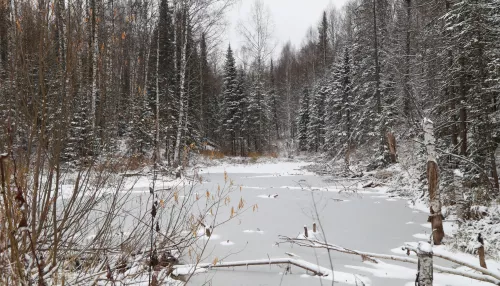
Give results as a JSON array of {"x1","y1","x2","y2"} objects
[{"x1": 423, "y1": 118, "x2": 445, "y2": 245}]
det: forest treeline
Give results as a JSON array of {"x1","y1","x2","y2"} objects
[{"x1": 1, "y1": 0, "x2": 500, "y2": 193}]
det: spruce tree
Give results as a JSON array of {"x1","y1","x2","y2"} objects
[
  {"x1": 268, "y1": 60, "x2": 280, "y2": 141},
  {"x1": 221, "y1": 45, "x2": 239, "y2": 154},
  {"x1": 307, "y1": 79, "x2": 329, "y2": 152}
]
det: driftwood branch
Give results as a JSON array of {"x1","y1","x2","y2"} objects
[{"x1": 279, "y1": 236, "x2": 500, "y2": 285}]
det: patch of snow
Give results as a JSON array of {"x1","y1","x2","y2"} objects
[
  {"x1": 172, "y1": 266, "x2": 208, "y2": 276},
  {"x1": 413, "y1": 233, "x2": 430, "y2": 240},
  {"x1": 453, "y1": 169, "x2": 464, "y2": 178},
  {"x1": 257, "y1": 194, "x2": 279, "y2": 199},
  {"x1": 285, "y1": 252, "x2": 300, "y2": 258},
  {"x1": 391, "y1": 246, "x2": 415, "y2": 256},
  {"x1": 242, "y1": 186, "x2": 267, "y2": 190},
  {"x1": 356, "y1": 186, "x2": 389, "y2": 194},
  {"x1": 346, "y1": 261, "x2": 416, "y2": 280},
  {"x1": 349, "y1": 259, "x2": 494, "y2": 286},
  {"x1": 243, "y1": 229, "x2": 264, "y2": 234},
  {"x1": 420, "y1": 221, "x2": 458, "y2": 236},
  {"x1": 198, "y1": 161, "x2": 313, "y2": 176},
  {"x1": 418, "y1": 241, "x2": 433, "y2": 253},
  {"x1": 220, "y1": 240, "x2": 234, "y2": 246}
]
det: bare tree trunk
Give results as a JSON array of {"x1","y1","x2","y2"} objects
[
  {"x1": 372, "y1": 0, "x2": 385, "y2": 161},
  {"x1": 344, "y1": 143, "x2": 350, "y2": 174},
  {"x1": 387, "y1": 132, "x2": 397, "y2": 163},
  {"x1": 91, "y1": 0, "x2": 99, "y2": 134},
  {"x1": 403, "y1": 0, "x2": 411, "y2": 117},
  {"x1": 286, "y1": 69, "x2": 292, "y2": 139},
  {"x1": 423, "y1": 118, "x2": 444, "y2": 245},
  {"x1": 446, "y1": 0, "x2": 458, "y2": 152},
  {"x1": 459, "y1": 56, "x2": 467, "y2": 156},
  {"x1": 155, "y1": 26, "x2": 161, "y2": 160},
  {"x1": 173, "y1": 2, "x2": 187, "y2": 166},
  {"x1": 478, "y1": 234, "x2": 487, "y2": 269},
  {"x1": 490, "y1": 148, "x2": 499, "y2": 192}
]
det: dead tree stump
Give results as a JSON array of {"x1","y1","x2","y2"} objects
[
  {"x1": 386, "y1": 132, "x2": 397, "y2": 163},
  {"x1": 423, "y1": 118, "x2": 445, "y2": 245},
  {"x1": 417, "y1": 242, "x2": 433, "y2": 286},
  {"x1": 478, "y1": 233, "x2": 487, "y2": 269},
  {"x1": 313, "y1": 223, "x2": 317, "y2": 233}
]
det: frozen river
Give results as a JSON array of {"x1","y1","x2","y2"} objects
[{"x1": 186, "y1": 162, "x2": 430, "y2": 286}]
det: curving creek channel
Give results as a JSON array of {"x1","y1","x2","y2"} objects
[{"x1": 182, "y1": 161, "x2": 432, "y2": 286}]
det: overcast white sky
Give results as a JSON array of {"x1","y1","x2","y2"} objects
[{"x1": 225, "y1": 0, "x2": 349, "y2": 59}]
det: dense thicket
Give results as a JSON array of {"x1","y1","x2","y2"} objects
[{"x1": 0, "y1": 0, "x2": 231, "y2": 167}]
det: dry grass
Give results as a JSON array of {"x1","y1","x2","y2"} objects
[
  {"x1": 199, "y1": 150, "x2": 225, "y2": 160},
  {"x1": 199, "y1": 149, "x2": 278, "y2": 162},
  {"x1": 373, "y1": 170, "x2": 396, "y2": 180},
  {"x1": 94, "y1": 154, "x2": 152, "y2": 173}
]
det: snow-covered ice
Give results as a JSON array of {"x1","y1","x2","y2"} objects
[{"x1": 181, "y1": 160, "x2": 497, "y2": 286}]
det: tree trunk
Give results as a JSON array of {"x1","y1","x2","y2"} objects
[
  {"x1": 459, "y1": 56, "x2": 467, "y2": 156},
  {"x1": 417, "y1": 242, "x2": 433, "y2": 286},
  {"x1": 403, "y1": 0, "x2": 411, "y2": 117},
  {"x1": 344, "y1": 142, "x2": 350, "y2": 174},
  {"x1": 155, "y1": 27, "x2": 161, "y2": 160},
  {"x1": 372, "y1": 0, "x2": 385, "y2": 161},
  {"x1": 173, "y1": 2, "x2": 187, "y2": 166},
  {"x1": 387, "y1": 132, "x2": 397, "y2": 163},
  {"x1": 478, "y1": 244, "x2": 487, "y2": 269},
  {"x1": 91, "y1": 0, "x2": 99, "y2": 134},
  {"x1": 490, "y1": 148, "x2": 499, "y2": 192},
  {"x1": 0, "y1": 0, "x2": 8, "y2": 72},
  {"x1": 444, "y1": 0, "x2": 458, "y2": 153},
  {"x1": 423, "y1": 118, "x2": 445, "y2": 245}
]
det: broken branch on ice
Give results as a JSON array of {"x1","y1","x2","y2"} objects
[{"x1": 279, "y1": 236, "x2": 500, "y2": 285}]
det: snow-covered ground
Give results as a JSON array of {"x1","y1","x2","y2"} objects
[{"x1": 196, "y1": 160, "x2": 313, "y2": 176}]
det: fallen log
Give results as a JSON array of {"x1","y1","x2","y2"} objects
[{"x1": 174, "y1": 257, "x2": 328, "y2": 276}]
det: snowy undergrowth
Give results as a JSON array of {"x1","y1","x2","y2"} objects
[
  {"x1": 319, "y1": 137, "x2": 500, "y2": 261},
  {"x1": 391, "y1": 140, "x2": 500, "y2": 260}
]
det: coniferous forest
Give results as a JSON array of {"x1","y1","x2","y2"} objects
[
  {"x1": 1, "y1": 0, "x2": 500, "y2": 285},
  {"x1": 1, "y1": 0, "x2": 499, "y2": 173}
]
